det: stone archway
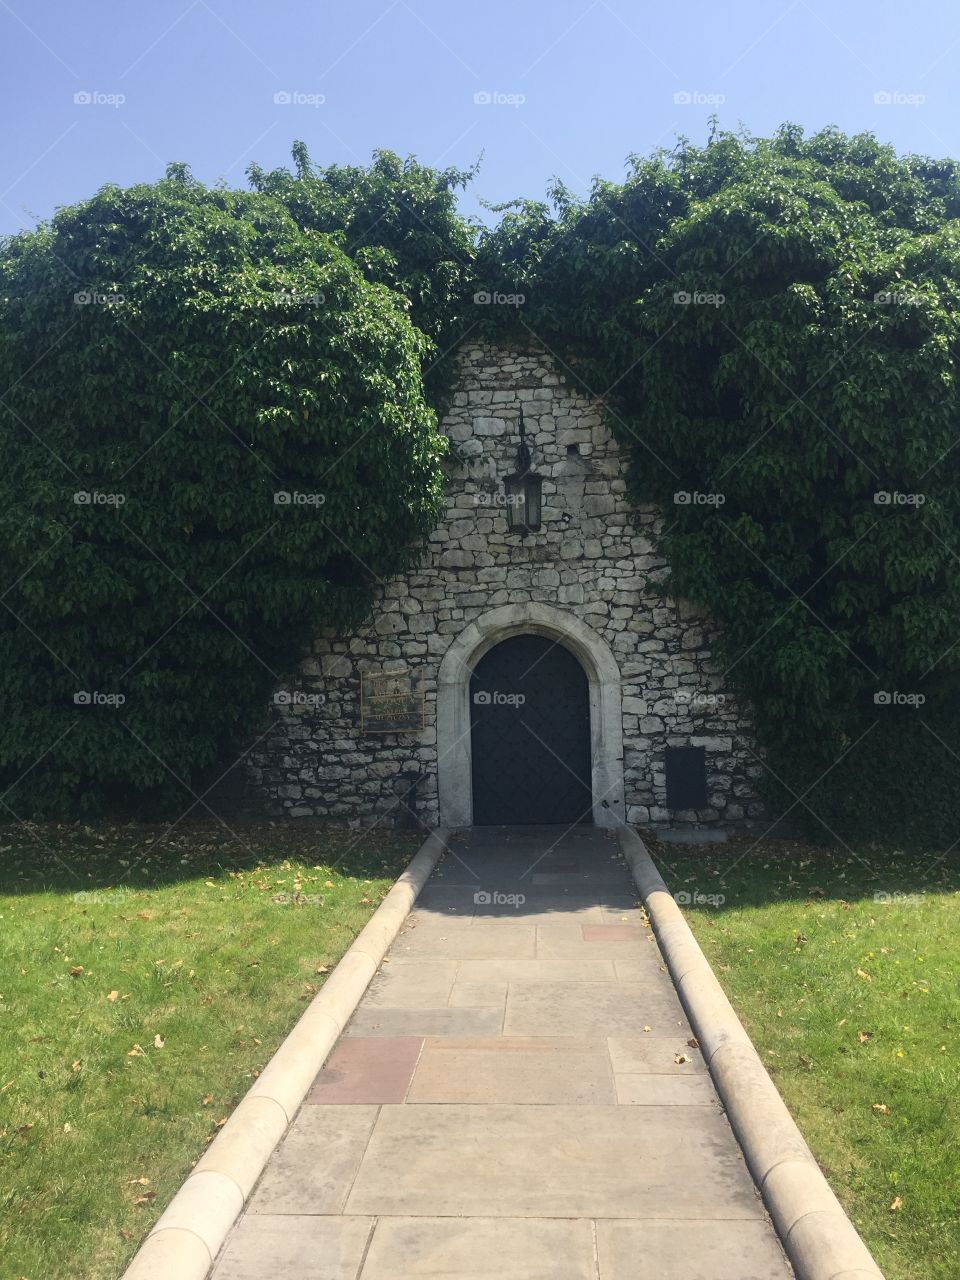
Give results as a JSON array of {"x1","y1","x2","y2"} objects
[{"x1": 437, "y1": 603, "x2": 625, "y2": 828}]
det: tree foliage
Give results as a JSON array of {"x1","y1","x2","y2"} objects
[{"x1": 0, "y1": 164, "x2": 446, "y2": 814}]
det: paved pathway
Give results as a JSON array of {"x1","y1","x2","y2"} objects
[{"x1": 211, "y1": 827, "x2": 793, "y2": 1279}]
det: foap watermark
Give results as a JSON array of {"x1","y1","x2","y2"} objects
[
  {"x1": 74, "y1": 490, "x2": 125, "y2": 506},
  {"x1": 873, "y1": 90, "x2": 925, "y2": 108},
  {"x1": 473, "y1": 90, "x2": 525, "y2": 108},
  {"x1": 74, "y1": 690, "x2": 126, "y2": 708},
  {"x1": 274, "y1": 490, "x2": 325, "y2": 506},
  {"x1": 674, "y1": 490, "x2": 725, "y2": 506},
  {"x1": 874, "y1": 490, "x2": 925, "y2": 507},
  {"x1": 874, "y1": 290, "x2": 924, "y2": 307},
  {"x1": 473, "y1": 690, "x2": 525, "y2": 707},
  {"x1": 676, "y1": 690, "x2": 727, "y2": 709},
  {"x1": 73, "y1": 888, "x2": 131, "y2": 905},
  {"x1": 674, "y1": 889, "x2": 725, "y2": 907},
  {"x1": 74, "y1": 90, "x2": 125, "y2": 108},
  {"x1": 473, "y1": 890, "x2": 526, "y2": 907},
  {"x1": 273, "y1": 690, "x2": 326, "y2": 708},
  {"x1": 272, "y1": 892, "x2": 325, "y2": 905},
  {"x1": 474, "y1": 490, "x2": 525, "y2": 507},
  {"x1": 874, "y1": 890, "x2": 926, "y2": 905},
  {"x1": 74, "y1": 290, "x2": 125, "y2": 306},
  {"x1": 673, "y1": 90, "x2": 726, "y2": 106},
  {"x1": 874, "y1": 690, "x2": 925, "y2": 708},
  {"x1": 473, "y1": 290, "x2": 525, "y2": 307},
  {"x1": 273, "y1": 90, "x2": 326, "y2": 107},
  {"x1": 274, "y1": 289, "x2": 325, "y2": 307},
  {"x1": 674, "y1": 289, "x2": 725, "y2": 307}
]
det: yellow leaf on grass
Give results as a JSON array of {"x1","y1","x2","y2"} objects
[
  {"x1": 872, "y1": 1103, "x2": 890, "y2": 1115},
  {"x1": 71, "y1": 1060, "x2": 81, "y2": 1072},
  {"x1": 127, "y1": 1045, "x2": 144, "y2": 1057},
  {"x1": 153, "y1": 1036, "x2": 164, "y2": 1049},
  {"x1": 106, "y1": 990, "x2": 120, "y2": 1002},
  {"x1": 127, "y1": 1177, "x2": 150, "y2": 1185},
  {"x1": 889, "y1": 1196, "x2": 903, "y2": 1211},
  {"x1": 856, "y1": 968, "x2": 873, "y2": 981}
]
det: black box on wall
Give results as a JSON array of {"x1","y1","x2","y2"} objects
[{"x1": 665, "y1": 746, "x2": 708, "y2": 809}]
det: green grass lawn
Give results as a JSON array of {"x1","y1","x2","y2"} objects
[
  {"x1": 649, "y1": 834, "x2": 960, "y2": 1280},
  {"x1": 0, "y1": 820, "x2": 420, "y2": 1280}
]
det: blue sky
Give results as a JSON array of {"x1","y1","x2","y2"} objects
[{"x1": 2, "y1": 0, "x2": 959, "y2": 236}]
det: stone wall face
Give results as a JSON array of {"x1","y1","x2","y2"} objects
[{"x1": 247, "y1": 342, "x2": 765, "y2": 829}]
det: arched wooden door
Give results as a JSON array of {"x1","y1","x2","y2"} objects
[{"x1": 469, "y1": 634, "x2": 592, "y2": 825}]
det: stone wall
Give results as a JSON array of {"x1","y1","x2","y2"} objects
[{"x1": 247, "y1": 341, "x2": 765, "y2": 829}]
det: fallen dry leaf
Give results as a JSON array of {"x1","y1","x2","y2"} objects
[
  {"x1": 127, "y1": 1045, "x2": 144, "y2": 1058},
  {"x1": 127, "y1": 1177, "x2": 150, "y2": 1186},
  {"x1": 675, "y1": 1053, "x2": 689, "y2": 1065},
  {"x1": 858, "y1": 1031, "x2": 872, "y2": 1044},
  {"x1": 106, "y1": 990, "x2": 119, "y2": 1002},
  {"x1": 872, "y1": 1103, "x2": 890, "y2": 1115},
  {"x1": 68, "y1": 966, "x2": 84, "y2": 977},
  {"x1": 153, "y1": 1035, "x2": 164, "y2": 1049},
  {"x1": 889, "y1": 1196, "x2": 903, "y2": 1212},
  {"x1": 857, "y1": 968, "x2": 873, "y2": 982},
  {"x1": 71, "y1": 1060, "x2": 81, "y2": 1072}
]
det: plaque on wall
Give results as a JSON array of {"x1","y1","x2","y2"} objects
[{"x1": 360, "y1": 668, "x2": 425, "y2": 733}]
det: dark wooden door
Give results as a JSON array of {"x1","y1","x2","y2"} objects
[{"x1": 470, "y1": 634, "x2": 592, "y2": 825}]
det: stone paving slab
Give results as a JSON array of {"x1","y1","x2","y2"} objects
[
  {"x1": 503, "y1": 980, "x2": 690, "y2": 1037},
  {"x1": 393, "y1": 920, "x2": 537, "y2": 958},
  {"x1": 535, "y1": 921, "x2": 662, "y2": 959},
  {"x1": 212, "y1": 1215, "x2": 373, "y2": 1279},
  {"x1": 597, "y1": 1219, "x2": 792, "y2": 1279},
  {"x1": 407, "y1": 1036, "x2": 616, "y2": 1104},
  {"x1": 608, "y1": 1034, "x2": 709, "y2": 1074},
  {"x1": 344, "y1": 1104, "x2": 767, "y2": 1219},
  {"x1": 345, "y1": 1006, "x2": 503, "y2": 1037},
  {"x1": 306, "y1": 1037, "x2": 423, "y2": 1104},
  {"x1": 362, "y1": 959, "x2": 458, "y2": 1008},
  {"x1": 447, "y1": 979, "x2": 508, "y2": 1007},
  {"x1": 614, "y1": 1072, "x2": 718, "y2": 1105},
  {"x1": 247, "y1": 1106, "x2": 377, "y2": 1215},
  {"x1": 456, "y1": 956, "x2": 618, "y2": 983},
  {"x1": 360, "y1": 1217, "x2": 597, "y2": 1279}
]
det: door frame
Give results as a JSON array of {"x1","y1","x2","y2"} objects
[{"x1": 437, "y1": 603, "x2": 625, "y2": 828}]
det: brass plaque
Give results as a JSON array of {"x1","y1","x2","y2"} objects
[{"x1": 360, "y1": 668, "x2": 425, "y2": 733}]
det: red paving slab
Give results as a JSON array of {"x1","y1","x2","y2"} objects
[
  {"x1": 581, "y1": 924, "x2": 637, "y2": 941},
  {"x1": 306, "y1": 1036, "x2": 423, "y2": 1104}
]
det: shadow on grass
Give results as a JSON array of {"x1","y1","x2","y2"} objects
[
  {"x1": 646, "y1": 834, "x2": 960, "y2": 913},
  {"x1": 0, "y1": 818, "x2": 424, "y2": 896}
]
